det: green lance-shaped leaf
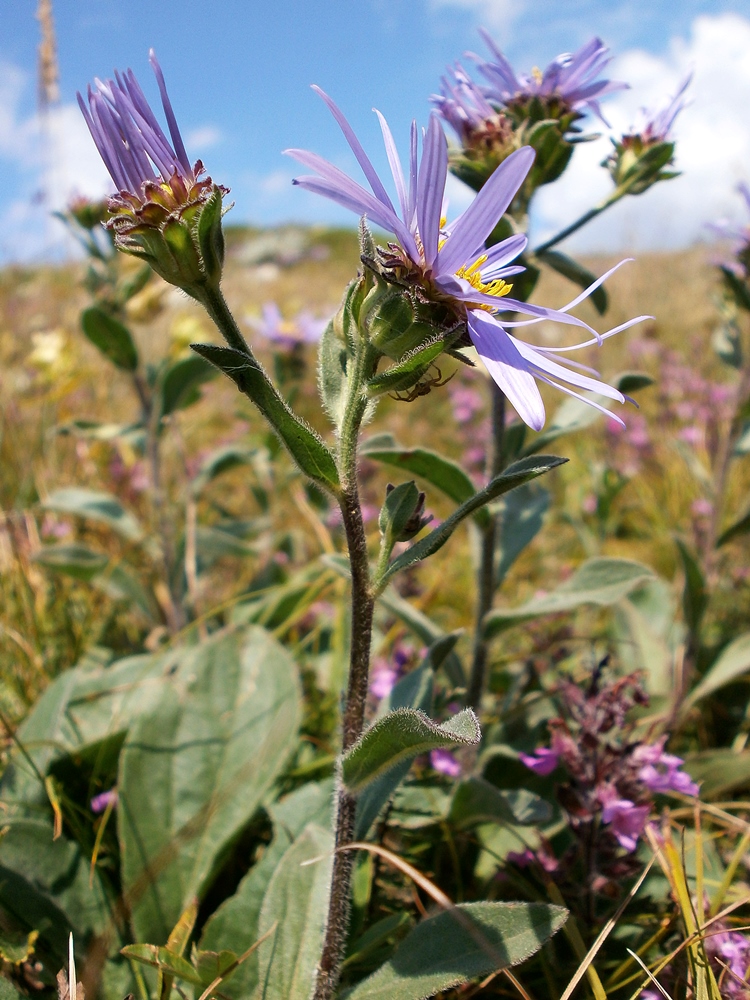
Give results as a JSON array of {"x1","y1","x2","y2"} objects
[
  {"x1": 676, "y1": 538, "x2": 707, "y2": 637},
  {"x1": 721, "y1": 266, "x2": 750, "y2": 313},
  {"x1": 33, "y1": 543, "x2": 108, "y2": 582},
  {"x1": 484, "y1": 556, "x2": 655, "y2": 639},
  {"x1": 717, "y1": 506, "x2": 750, "y2": 547},
  {"x1": 255, "y1": 823, "x2": 334, "y2": 1000},
  {"x1": 191, "y1": 343, "x2": 340, "y2": 492},
  {"x1": 447, "y1": 777, "x2": 552, "y2": 829},
  {"x1": 190, "y1": 444, "x2": 256, "y2": 495},
  {"x1": 81, "y1": 306, "x2": 138, "y2": 371},
  {"x1": 346, "y1": 901, "x2": 568, "y2": 1000},
  {"x1": 342, "y1": 709, "x2": 480, "y2": 796},
  {"x1": 362, "y1": 434, "x2": 490, "y2": 528},
  {"x1": 535, "y1": 250, "x2": 608, "y2": 315},
  {"x1": 519, "y1": 372, "x2": 651, "y2": 459},
  {"x1": 495, "y1": 484, "x2": 549, "y2": 587},
  {"x1": 355, "y1": 639, "x2": 449, "y2": 839},
  {"x1": 686, "y1": 633, "x2": 750, "y2": 709},
  {"x1": 159, "y1": 354, "x2": 218, "y2": 418},
  {"x1": 0, "y1": 820, "x2": 110, "y2": 970},
  {"x1": 42, "y1": 487, "x2": 144, "y2": 542},
  {"x1": 119, "y1": 626, "x2": 302, "y2": 944},
  {"x1": 378, "y1": 456, "x2": 567, "y2": 588},
  {"x1": 119, "y1": 945, "x2": 201, "y2": 985},
  {"x1": 365, "y1": 338, "x2": 445, "y2": 396},
  {"x1": 318, "y1": 318, "x2": 349, "y2": 429},
  {"x1": 683, "y1": 748, "x2": 750, "y2": 799},
  {"x1": 379, "y1": 588, "x2": 466, "y2": 688}
]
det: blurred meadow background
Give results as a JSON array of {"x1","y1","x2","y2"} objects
[{"x1": 5, "y1": 2, "x2": 750, "y2": 1000}]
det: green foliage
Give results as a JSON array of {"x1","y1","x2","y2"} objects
[
  {"x1": 255, "y1": 823, "x2": 334, "y2": 1000},
  {"x1": 484, "y1": 556, "x2": 655, "y2": 638},
  {"x1": 346, "y1": 902, "x2": 568, "y2": 1000},
  {"x1": 362, "y1": 435, "x2": 491, "y2": 528},
  {"x1": 81, "y1": 306, "x2": 139, "y2": 371},
  {"x1": 379, "y1": 456, "x2": 567, "y2": 587},
  {"x1": 191, "y1": 343, "x2": 341, "y2": 492},
  {"x1": 118, "y1": 626, "x2": 301, "y2": 943},
  {"x1": 342, "y1": 709, "x2": 480, "y2": 795},
  {"x1": 158, "y1": 354, "x2": 218, "y2": 418},
  {"x1": 42, "y1": 487, "x2": 144, "y2": 542}
]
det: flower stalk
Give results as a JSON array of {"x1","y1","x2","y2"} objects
[{"x1": 314, "y1": 333, "x2": 379, "y2": 1000}]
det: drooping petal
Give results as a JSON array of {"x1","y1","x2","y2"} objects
[
  {"x1": 511, "y1": 334, "x2": 625, "y2": 402},
  {"x1": 467, "y1": 311, "x2": 546, "y2": 430},
  {"x1": 436, "y1": 146, "x2": 534, "y2": 275}
]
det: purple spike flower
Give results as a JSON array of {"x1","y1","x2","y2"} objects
[
  {"x1": 472, "y1": 31, "x2": 628, "y2": 125},
  {"x1": 286, "y1": 90, "x2": 646, "y2": 430},
  {"x1": 78, "y1": 52, "x2": 227, "y2": 290}
]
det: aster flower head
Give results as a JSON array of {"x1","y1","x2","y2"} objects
[
  {"x1": 713, "y1": 182, "x2": 750, "y2": 283},
  {"x1": 286, "y1": 89, "x2": 646, "y2": 430},
  {"x1": 78, "y1": 51, "x2": 228, "y2": 296},
  {"x1": 471, "y1": 31, "x2": 628, "y2": 126},
  {"x1": 247, "y1": 302, "x2": 328, "y2": 350},
  {"x1": 604, "y1": 74, "x2": 691, "y2": 195}
]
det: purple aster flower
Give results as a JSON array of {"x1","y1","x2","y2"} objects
[
  {"x1": 78, "y1": 50, "x2": 193, "y2": 195},
  {"x1": 519, "y1": 747, "x2": 559, "y2": 776},
  {"x1": 78, "y1": 52, "x2": 227, "y2": 291},
  {"x1": 432, "y1": 63, "x2": 510, "y2": 145},
  {"x1": 471, "y1": 31, "x2": 628, "y2": 124},
  {"x1": 600, "y1": 796, "x2": 650, "y2": 852},
  {"x1": 91, "y1": 788, "x2": 118, "y2": 813},
  {"x1": 639, "y1": 73, "x2": 692, "y2": 144},
  {"x1": 286, "y1": 90, "x2": 646, "y2": 430},
  {"x1": 247, "y1": 302, "x2": 328, "y2": 350},
  {"x1": 430, "y1": 748, "x2": 462, "y2": 778}
]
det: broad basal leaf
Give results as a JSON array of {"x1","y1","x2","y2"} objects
[
  {"x1": 346, "y1": 901, "x2": 568, "y2": 1000},
  {"x1": 119, "y1": 626, "x2": 302, "y2": 944}
]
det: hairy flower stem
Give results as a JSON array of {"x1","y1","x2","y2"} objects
[
  {"x1": 533, "y1": 184, "x2": 631, "y2": 256},
  {"x1": 467, "y1": 384, "x2": 505, "y2": 708},
  {"x1": 196, "y1": 283, "x2": 253, "y2": 357},
  {"x1": 314, "y1": 337, "x2": 379, "y2": 1000}
]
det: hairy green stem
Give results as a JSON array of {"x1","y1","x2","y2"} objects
[
  {"x1": 197, "y1": 282, "x2": 254, "y2": 356},
  {"x1": 314, "y1": 339, "x2": 378, "y2": 1000},
  {"x1": 533, "y1": 188, "x2": 624, "y2": 256},
  {"x1": 467, "y1": 384, "x2": 505, "y2": 708}
]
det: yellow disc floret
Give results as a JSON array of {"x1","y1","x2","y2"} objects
[{"x1": 455, "y1": 254, "x2": 513, "y2": 310}]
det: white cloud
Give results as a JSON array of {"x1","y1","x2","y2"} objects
[
  {"x1": 427, "y1": 0, "x2": 521, "y2": 32},
  {"x1": 185, "y1": 124, "x2": 222, "y2": 150},
  {"x1": 0, "y1": 60, "x2": 112, "y2": 261},
  {"x1": 530, "y1": 12, "x2": 750, "y2": 252}
]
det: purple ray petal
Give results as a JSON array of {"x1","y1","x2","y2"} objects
[
  {"x1": 417, "y1": 115, "x2": 448, "y2": 268},
  {"x1": 467, "y1": 311, "x2": 546, "y2": 430},
  {"x1": 436, "y1": 147, "x2": 534, "y2": 275},
  {"x1": 312, "y1": 86, "x2": 396, "y2": 216}
]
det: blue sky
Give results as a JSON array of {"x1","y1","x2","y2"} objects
[{"x1": 1, "y1": 0, "x2": 749, "y2": 260}]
